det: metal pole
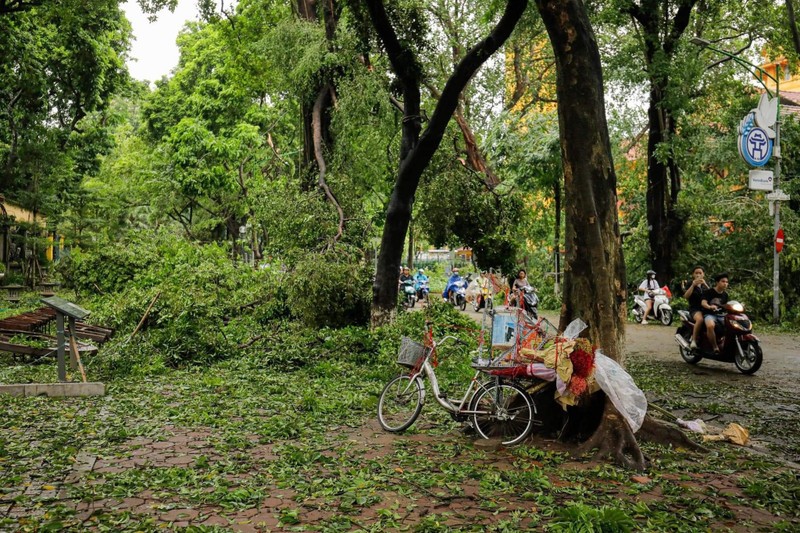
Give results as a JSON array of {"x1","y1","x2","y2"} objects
[
  {"x1": 56, "y1": 312, "x2": 66, "y2": 382},
  {"x1": 693, "y1": 39, "x2": 783, "y2": 323},
  {"x1": 773, "y1": 73, "x2": 781, "y2": 323}
]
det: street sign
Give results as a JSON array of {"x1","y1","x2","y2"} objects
[
  {"x1": 738, "y1": 101, "x2": 776, "y2": 168},
  {"x1": 776, "y1": 229, "x2": 785, "y2": 254},
  {"x1": 766, "y1": 189, "x2": 790, "y2": 202},
  {"x1": 749, "y1": 170, "x2": 774, "y2": 191}
]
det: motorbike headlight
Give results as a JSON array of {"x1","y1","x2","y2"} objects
[{"x1": 729, "y1": 319, "x2": 751, "y2": 331}]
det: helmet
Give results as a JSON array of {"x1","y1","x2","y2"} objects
[
  {"x1": 646, "y1": 270, "x2": 656, "y2": 277},
  {"x1": 452, "y1": 267, "x2": 459, "y2": 273},
  {"x1": 418, "y1": 268, "x2": 424, "y2": 273}
]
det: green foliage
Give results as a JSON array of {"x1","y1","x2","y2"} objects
[
  {"x1": 57, "y1": 231, "x2": 286, "y2": 366},
  {"x1": 548, "y1": 503, "x2": 635, "y2": 533},
  {"x1": 286, "y1": 248, "x2": 372, "y2": 328},
  {"x1": 417, "y1": 160, "x2": 524, "y2": 274},
  {"x1": 0, "y1": 0, "x2": 131, "y2": 211}
]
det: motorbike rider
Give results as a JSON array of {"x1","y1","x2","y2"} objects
[
  {"x1": 414, "y1": 268, "x2": 429, "y2": 293},
  {"x1": 638, "y1": 270, "x2": 660, "y2": 325},
  {"x1": 442, "y1": 267, "x2": 463, "y2": 301},
  {"x1": 399, "y1": 267, "x2": 413, "y2": 286},
  {"x1": 682, "y1": 266, "x2": 709, "y2": 349},
  {"x1": 701, "y1": 273, "x2": 730, "y2": 354},
  {"x1": 510, "y1": 269, "x2": 531, "y2": 307}
]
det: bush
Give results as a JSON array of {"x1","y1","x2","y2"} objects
[
  {"x1": 59, "y1": 232, "x2": 292, "y2": 366},
  {"x1": 286, "y1": 249, "x2": 372, "y2": 328}
]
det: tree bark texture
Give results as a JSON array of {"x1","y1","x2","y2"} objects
[
  {"x1": 367, "y1": 0, "x2": 528, "y2": 326},
  {"x1": 627, "y1": 0, "x2": 697, "y2": 284},
  {"x1": 787, "y1": 0, "x2": 800, "y2": 57},
  {"x1": 534, "y1": 0, "x2": 626, "y2": 361}
]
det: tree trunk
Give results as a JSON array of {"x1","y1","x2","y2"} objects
[
  {"x1": 367, "y1": 0, "x2": 528, "y2": 326},
  {"x1": 553, "y1": 176, "x2": 561, "y2": 295},
  {"x1": 645, "y1": 87, "x2": 684, "y2": 284},
  {"x1": 628, "y1": 0, "x2": 696, "y2": 284},
  {"x1": 536, "y1": 0, "x2": 648, "y2": 469},
  {"x1": 534, "y1": 0, "x2": 625, "y2": 360}
]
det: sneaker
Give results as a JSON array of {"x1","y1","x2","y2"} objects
[
  {"x1": 641, "y1": 320, "x2": 648, "y2": 325},
  {"x1": 689, "y1": 340, "x2": 697, "y2": 349}
]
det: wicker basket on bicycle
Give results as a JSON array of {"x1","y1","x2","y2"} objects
[{"x1": 396, "y1": 336, "x2": 428, "y2": 368}]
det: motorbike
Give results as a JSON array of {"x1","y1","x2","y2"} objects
[
  {"x1": 632, "y1": 287, "x2": 673, "y2": 325},
  {"x1": 511, "y1": 285, "x2": 539, "y2": 319},
  {"x1": 448, "y1": 279, "x2": 468, "y2": 311},
  {"x1": 400, "y1": 279, "x2": 417, "y2": 308},
  {"x1": 415, "y1": 279, "x2": 430, "y2": 306},
  {"x1": 674, "y1": 300, "x2": 763, "y2": 375},
  {"x1": 472, "y1": 282, "x2": 493, "y2": 312}
]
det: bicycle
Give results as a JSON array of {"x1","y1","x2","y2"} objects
[{"x1": 377, "y1": 322, "x2": 547, "y2": 446}]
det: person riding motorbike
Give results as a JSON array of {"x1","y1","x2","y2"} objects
[
  {"x1": 702, "y1": 273, "x2": 730, "y2": 354},
  {"x1": 682, "y1": 266, "x2": 709, "y2": 349},
  {"x1": 509, "y1": 269, "x2": 530, "y2": 306},
  {"x1": 414, "y1": 268, "x2": 430, "y2": 300},
  {"x1": 638, "y1": 270, "x2": 660, "y2": 325},
  {"x1": 399, "y1": 267, "x2": 413, "y2": 284},
  {"x1": 442, "y1": 267, "x2": 464, "y2": 301}
]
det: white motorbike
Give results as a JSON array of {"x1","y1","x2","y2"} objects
[{"x1": 632, "y1": 287, "x2": 673, "y2": 326}]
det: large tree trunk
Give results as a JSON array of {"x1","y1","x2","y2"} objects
[
  {"x1": 535, "y1": 0, "x2": 638, "y2": 467},
  {"x1": 537, "y1": 0, "x2": 702, "y2": 468},
  {"x1": 534, "y1": 0, "x2": 625, "y2": 359},
  {"x1": 628, "y1": 0, "x2": 697, "y2": 284},
  {"x1": 645, "y1": 92, "x2": 684, "y2": 283},
  {"x1": 367, "y1": 0, "x2": 528, "y2": 326}
]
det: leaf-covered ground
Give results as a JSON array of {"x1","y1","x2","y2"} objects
[{"x1": 1, "y1": 316, "x2": 799, "y2": 532}]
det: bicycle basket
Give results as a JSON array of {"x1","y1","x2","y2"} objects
[{"x1": 397, "y1": 337, "x2": 427, "y2": 368}]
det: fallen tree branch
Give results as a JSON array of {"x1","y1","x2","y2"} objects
[{"x1": 127, "y1": 291, "x2": 161, "y2": 343}]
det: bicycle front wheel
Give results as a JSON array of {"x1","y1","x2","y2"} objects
[
  {"x1": 378, "y1": 375, "x2": 424, "y2": 432},
  {"x1": 471, "y1": 382, "x2": 535, "y2": 446}
]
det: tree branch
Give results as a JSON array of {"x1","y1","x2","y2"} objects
[
  {"x1": 312, "y1": 84, "x2": 344, "y2": 244},
  {"x1": 787, "y1": 0, "x2": 800, "y2": 57}
]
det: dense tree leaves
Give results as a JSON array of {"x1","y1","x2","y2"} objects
[{"x1": 0, "y1": 0, "x2": 131, "y2": 219}]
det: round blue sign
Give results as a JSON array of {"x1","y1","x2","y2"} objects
[{"x1": 740, "y1": 125, "x2": 773, "y2": 167}]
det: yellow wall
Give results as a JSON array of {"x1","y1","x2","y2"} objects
[
  {"x1": 1, "y1": 200, "x2": 43, "y2": 224},
  {"x1": 758, "y1": 56, "x2": 800, "y2": 92}
]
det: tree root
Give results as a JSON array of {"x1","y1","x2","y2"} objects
[
  {"x1": 637, "y1": 415, "x2": 708, "y2": 453},
  {"x1": 576, "y1": 403, "x2": 647, "y2": 471},
  {"x1": 575, "y1": 398, "x2": 708, "y2": 470}
]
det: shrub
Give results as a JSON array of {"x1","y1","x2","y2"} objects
[{"x1": 286, "y1": 249, "x2": 372, "y2": 328}]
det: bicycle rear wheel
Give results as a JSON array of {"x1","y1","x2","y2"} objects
[
  {"x1": 471, "y1": 382, "x2": 535, "y2": 446},
  {"x1": 378, "y1": 375, "x2": 424, "y2": 432}
]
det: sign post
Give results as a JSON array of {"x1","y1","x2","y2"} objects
[{"x1": 691, "y1": 38, "x2": 784, "y2": 323}]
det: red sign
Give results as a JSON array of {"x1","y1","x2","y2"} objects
[{"x1": 776, "y1": 228, "x2": 785, "y2": 253}]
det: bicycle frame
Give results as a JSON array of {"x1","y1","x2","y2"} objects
[{"x1": 401, "y1": 335, "x2": 482, "y2": 414}]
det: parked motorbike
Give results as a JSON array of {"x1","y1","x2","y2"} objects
[
  {"x1": 632, "y1": 287, "x2": 673, "y2": 325},
  {"x1": 448, "y1": 279, "x2": 467, "y2": 311},
  {"x1": 415, "y1": 279, "x2": 430, "y2": 306},
  {"x1": 400, "y1": 279, "x2": 417, "y2": 308},
  {"x1": 674, "y1": 301, "x2": 763, "y2": 374}
]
